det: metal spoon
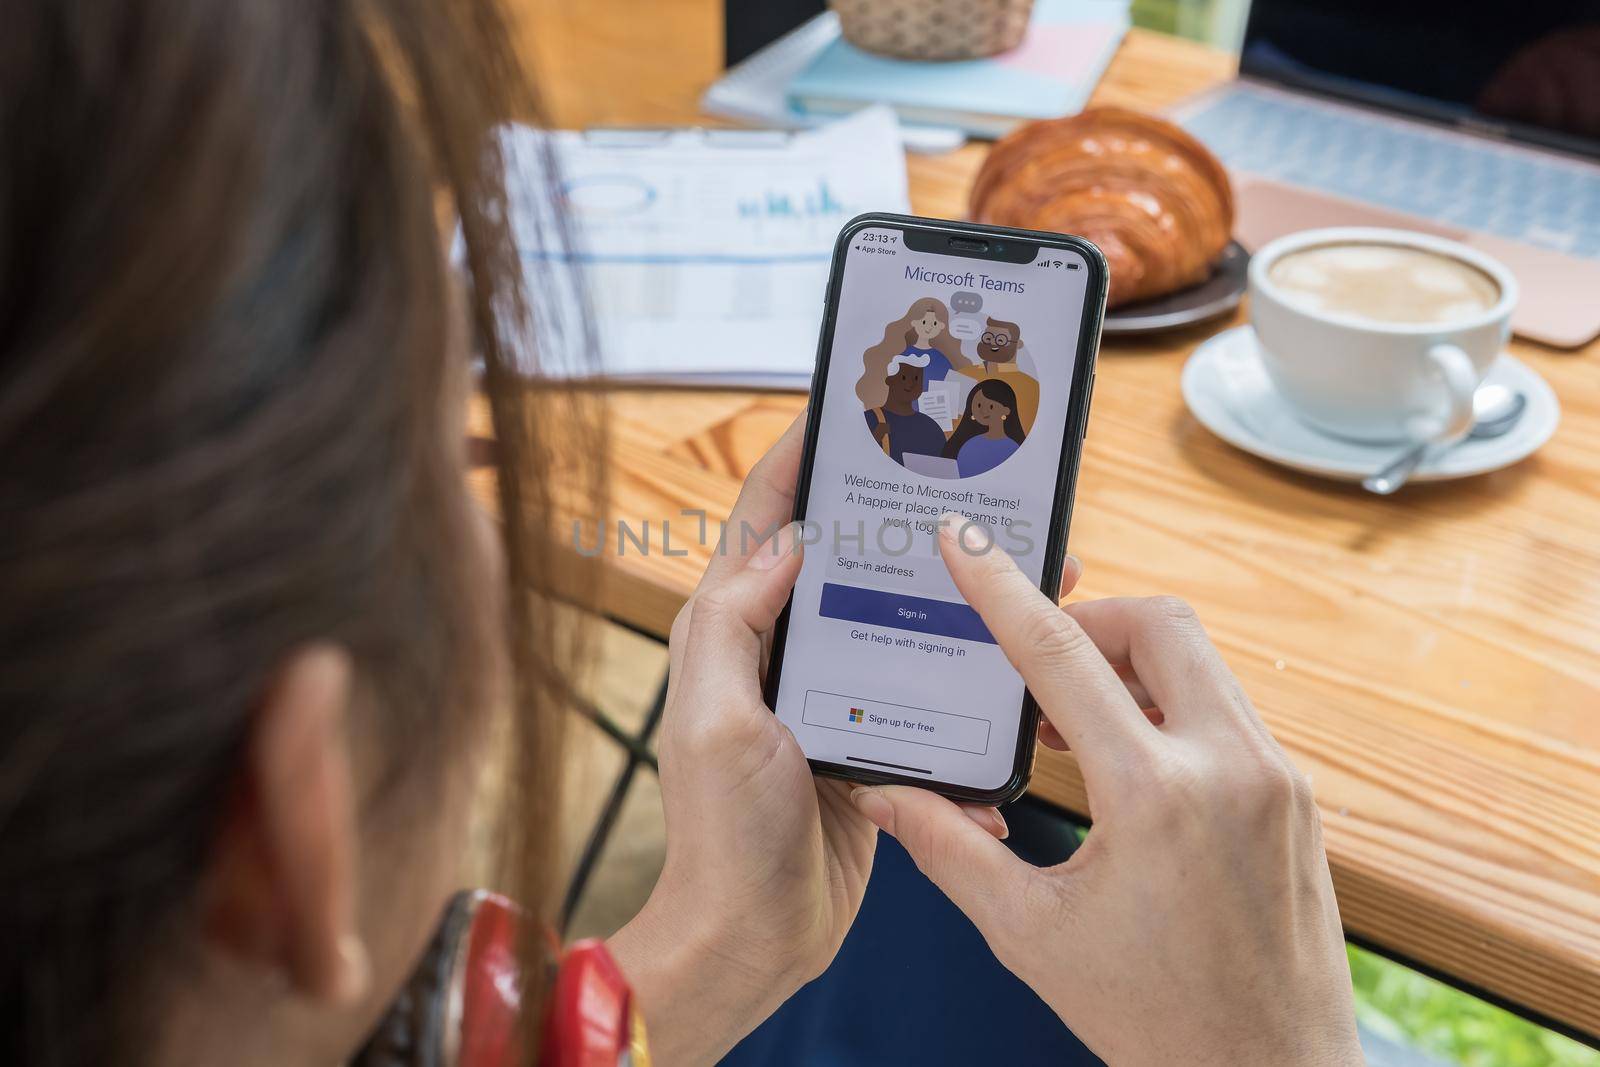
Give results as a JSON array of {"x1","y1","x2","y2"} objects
[{"x1": 1362, "y1": 384, "x2": 1527, "y2": 495}]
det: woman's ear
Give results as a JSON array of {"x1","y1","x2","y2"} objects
[{"x1": 202, "y1": 644, "x2": 370, "y2": 1006}]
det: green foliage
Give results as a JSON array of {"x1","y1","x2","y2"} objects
[
  {"x1": 1130, "y1": 0, "x2": 1184, "y2": 35},
  {"x1": 1348, "y1": 945, "x2": 1600, "y2": 1067}
]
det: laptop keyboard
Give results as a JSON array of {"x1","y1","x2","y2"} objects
[{"x1": 1179, "y1": 84, "x2": 1600, "y2": 260}]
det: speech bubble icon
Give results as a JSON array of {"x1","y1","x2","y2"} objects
[
  {"x1": 950, "y1": 318, "x2": 981, "y2": 339},
  {"x1": 950, "y1": 291, "x2": 983, "y2": 314}
]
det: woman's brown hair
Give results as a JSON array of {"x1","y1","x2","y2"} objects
[
  {"x1": 0, "y1": 1, "x2": 601, "y2": 1063},
  {"x1": 854, "y1": 296, "x2": 965, "y2": 408}
]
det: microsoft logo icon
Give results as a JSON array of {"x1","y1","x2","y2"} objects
[{"x1": 847, "y1": 707, "x2": 865, "y2": 724}]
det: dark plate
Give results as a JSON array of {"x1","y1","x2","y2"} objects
[{"x1": 1103, "y1": 240, "x2": 1250, "y2": 336}]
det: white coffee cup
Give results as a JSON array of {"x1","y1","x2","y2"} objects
[{"x1": 1248, "y1": 227, "x2": 1517, "y2": 443}]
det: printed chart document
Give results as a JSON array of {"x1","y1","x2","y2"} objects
[{"x1": 505, "y1": 107, "x2": 911, "y2": 388}]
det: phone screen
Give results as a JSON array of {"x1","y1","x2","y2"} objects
[{"x1": 770, "y1": 223, "x2": 1097, "y2": 795}]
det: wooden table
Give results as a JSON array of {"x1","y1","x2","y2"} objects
[{"x1": 505, "y1": 0, "x2": 1600, "y2": 1041}]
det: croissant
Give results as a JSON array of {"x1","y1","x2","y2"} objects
[{"x1": 969, "y1": 107, "x2": 1234, "y2": 308}]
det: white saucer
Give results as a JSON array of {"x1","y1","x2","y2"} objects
[{"x1": 1181, "y1": 325, "x2": 1560, "y2": 483}]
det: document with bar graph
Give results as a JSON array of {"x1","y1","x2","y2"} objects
[{"x1": 503, "y1": 106, "x2": 910, "y2": 387}]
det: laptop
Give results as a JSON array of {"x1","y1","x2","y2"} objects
[{"x1": 1170, "y1": 0, "x2": 1600, "y2": 348}]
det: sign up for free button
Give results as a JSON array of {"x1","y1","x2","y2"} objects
[{"x1": 802, "y1": 690, "x2": 991, "y2": 755}]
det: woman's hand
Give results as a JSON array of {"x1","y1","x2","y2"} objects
[
  {"x1": 850, "y1": 516, "x2": 1363, "y2": 1067},
  {"x1": 608, "y1": 417, "x2": 1023, "y2": 1065}
]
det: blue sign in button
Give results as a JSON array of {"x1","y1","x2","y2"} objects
[{"x1": 817, "y1": 582, "x2": 995, "y2": 644}]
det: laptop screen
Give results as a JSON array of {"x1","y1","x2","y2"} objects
[{"x1": 1240, "y1": 0, "x2": 1600, "y2": 159}]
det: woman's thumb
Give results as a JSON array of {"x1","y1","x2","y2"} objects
[{"x1": 851, "y1": 784, "x2": 1026, "y2": 935}]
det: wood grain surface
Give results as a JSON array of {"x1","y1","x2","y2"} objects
[{"x1": 496, "y1": 0, "x2": 1600, "y2": 1039}]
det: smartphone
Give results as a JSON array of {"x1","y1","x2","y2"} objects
[{"x1": 762, "y1": 212, "x2": 1106, "y2": 805}]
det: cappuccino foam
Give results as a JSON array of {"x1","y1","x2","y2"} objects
[{"x1": 1267, "y1": 243, "x2": 1499, "y2": 325}]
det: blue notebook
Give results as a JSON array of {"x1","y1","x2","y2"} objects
[{"x1": 789, "y1": 0, "x2": 1130, "y2": 139}]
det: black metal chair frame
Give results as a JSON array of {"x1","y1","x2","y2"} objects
[{"x1": 558, "y1": 616, "x2": 670, "y2": 934}]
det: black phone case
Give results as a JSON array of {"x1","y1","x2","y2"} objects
[{"x1": 761, "y1": 212, "x2": 1108, "y2": 806}]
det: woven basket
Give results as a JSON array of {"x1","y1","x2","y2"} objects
[{"x1": 829, "y1": 0, "x2": 1036, "y2": 61}]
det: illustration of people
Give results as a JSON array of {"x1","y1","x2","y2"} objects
[
  {"x1": 942, "y1": 379, "x2": 1027, "y2": 478},
  {"x1": 856, "y1": 350, "x2": 948, "y2": 466},
  {"x1": 863, "y1": 296, "x2": 969, "y2": 388},
  {"x1": 956, "y1": 315, "x2": 1039, "y2": 434},
  {"x1": 861, "y1": 297, "x2": 974, "y2": 432}
]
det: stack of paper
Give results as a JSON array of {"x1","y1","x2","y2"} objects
[{"x1": 505, "y1": 107, "x2": 911, "y2": 389}]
